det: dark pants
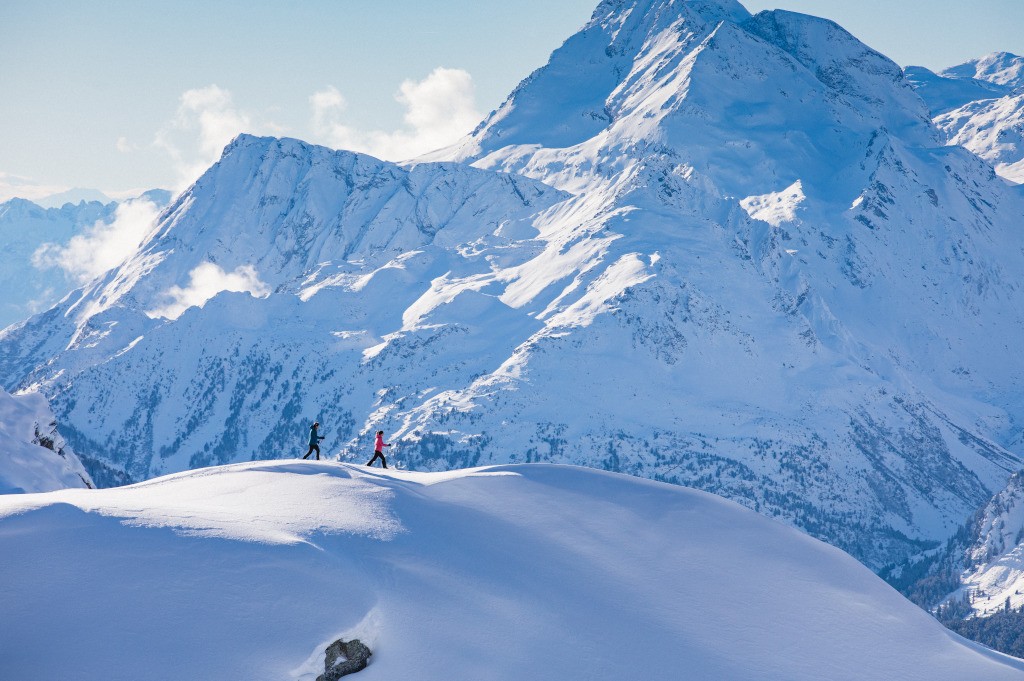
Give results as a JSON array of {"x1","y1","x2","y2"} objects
[
  {"x1": 303, "y1": 444, "x2": 320, "y2": 460},
  {"x1": 366, "y1": 450, "x2": 387, "y2": 468}
]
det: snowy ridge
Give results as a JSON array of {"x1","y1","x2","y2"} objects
[
  {"x1": 0, "y1": 387, "x2": 92, "y2": 493},
  {"x1": 944, "y1": 52, "x2": 1024, "y2": 90},
  {"x1": 3, "y1": 0, "x2": 1024, "y2": 574},
  {"x1": 1, "y1": 461, "x2": 1023, "y2": 680}
]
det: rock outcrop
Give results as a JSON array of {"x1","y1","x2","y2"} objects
[{"x1": 315, "y1": 638, "x2": 372, "y2": 681}]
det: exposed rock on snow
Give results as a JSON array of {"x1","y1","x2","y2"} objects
[{"x1": 317, "y1": 639, "x2": 371, "y2": 681}]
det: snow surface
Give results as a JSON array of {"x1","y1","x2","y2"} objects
[
  {"x1": 739, "y1": 179, "x2": 805, "y2": 226},
  {"x1": 0, "y1": 387, "x2": 91, "y2": 493},
  {"x1": 1, "y1": 461, "x2": 1022, "y2": 681}
]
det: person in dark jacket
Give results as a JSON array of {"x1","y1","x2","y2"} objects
[
  {"x1": 366, "y1": 430, "x2": 391, "y2": 468},
  {"x1": 302, "y1": 421, "x2": 325, "y2": 460}
]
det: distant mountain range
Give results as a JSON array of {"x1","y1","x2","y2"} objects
[
  {"x1": 0, "y1": 190, "x2": 171, "y2": 330},
  {"x1": 907, "y1": 52, "x2": 1024, "y2": 183}
]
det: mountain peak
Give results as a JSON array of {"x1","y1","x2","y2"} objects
[
  {"x1": 943, "y1": 51, "x2": 1024, "y2": 89},
  {"x1": 742, "y1": 10, "x2": 927, "y2": 128},
  {"x1": 591, "y1": 0, "x2": 750, "y2": 25}
]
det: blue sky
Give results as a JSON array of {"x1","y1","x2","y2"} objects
[{"x1": 2, "y1": 0, "x2": 1023, "y2": 199}]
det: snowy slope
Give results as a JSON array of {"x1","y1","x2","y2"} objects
[
  {"x1": 3, "y1": 0, "x2": 1024, "y2": 574},
  {"x1": 0, "y1": 387, "x2": 92, "y2": 493},
  {"x1": 1, "y1": 461, "x2": 1022, "y2": 681}
]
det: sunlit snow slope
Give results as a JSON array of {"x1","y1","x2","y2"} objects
[{"x1": 1, "y1": 462, "x2": 1022, "y2": 681}]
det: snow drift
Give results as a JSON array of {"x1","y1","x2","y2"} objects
[{"x1": 1, "y1": 461, "x2": 1022, "y2": 681}]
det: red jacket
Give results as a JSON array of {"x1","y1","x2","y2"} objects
[{"x1": 374, "y1": 434, "x2": 390, "y2": 452}]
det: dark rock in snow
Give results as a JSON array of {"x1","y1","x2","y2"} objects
[{"x1": 316, "y1": 638, "x2": 372, "y2": 680}]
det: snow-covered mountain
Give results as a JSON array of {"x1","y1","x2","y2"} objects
[
  {"x1": 3, "y1": 0, "x2": 1024, "y2": 574},
  {"x1": 881, "y1": 469, "x2": 1024, "y2": 656},
  {"x1": 33, "y1": 187, "x2": 112, "y2": 209},
  {"x1": 904, "y1": 66, "x2": 1011, "y2": 116},
  {"x1": 907, "y1": 53, "x2": 1024, "y2": 184},
  {"x1": 2, "y1": 461, "x2": 1022, "y2": 681},
  {"x1": 943, "y1": 472, "x2": 1024, "y2": 618},
  {"x1": 946, "y1": 52, "x2": 1024, "y2": 90},
  {"x1": 0, "y1": 190, "x2": 172, "y2": 330},
  {"x1": 935, "y1": 94, "x2": 1024, "y2": 184},
  {"x1": 0, "y1": 387, "x2": 92, "y2": 493},
  {"x1": 0, "y1": 198, "x2": 117, "y2": 329}
]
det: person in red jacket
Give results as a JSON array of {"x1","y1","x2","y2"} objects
[{"x1": 367, "y1": 430, "x2": 391, "y2": 468}]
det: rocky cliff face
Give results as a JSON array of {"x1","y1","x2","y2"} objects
[{"x1": 2, "y1": 0, "x2": 1024, "y2": 570}]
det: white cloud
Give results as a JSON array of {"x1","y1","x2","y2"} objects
[
  {"x1": 310, "y1": 67, "x2": 482, "y2": 161},
  {"x1": 116, "y1": 136, "x2": 140, "y2": 153},
  {"x1": 32, "y1": 198, "x2": 162, "y2": 285},
  {"x1": 153, "y1": 85, "x2": 285, "y2": 190},
  {"x1": 147, "y1": 262, "x2": 270, "y2": 320}
]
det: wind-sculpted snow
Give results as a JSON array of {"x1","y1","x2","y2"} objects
[
  {"x1": 2, "y1": 462, "x2": 1024, "y2": 680},
  {"x1": 3, "y1": 0, "x2": 1024, "y2": 573}
]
